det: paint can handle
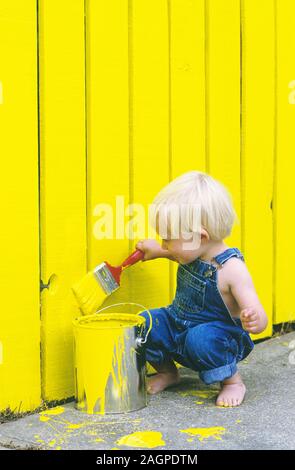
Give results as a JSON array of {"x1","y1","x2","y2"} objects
[{"x1": 94, "y1": 302, "x2": 152, "y2": 347}]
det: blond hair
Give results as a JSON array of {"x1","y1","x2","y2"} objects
[{"x1": 149, "y1": 171, "x2": 238, "y2": 241}]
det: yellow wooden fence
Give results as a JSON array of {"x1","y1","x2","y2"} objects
[{"x1": 0, "y1": 0, "x2": 294, "y2": 413}]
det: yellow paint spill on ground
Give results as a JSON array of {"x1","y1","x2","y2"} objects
[
  {"x1": 66, "y1": 423, "x2": 84, "y2": 430},
  {"x1": 39, "y1": 416, "x2": 50, "y2": 422},
  {"x1": 34, "y1": 413, "x2": 143, "y2": 450},
  {"x1": 179, "y1": 390, "x2": 218, "y2": 399},
  {"x1": 40, "y1": 406, "x2": 65, "y2": 416},
  {"x1": 117, "y1": 431, "x2": 165, "y2": 449},
  {"x1": 180, "y1": 427, "x2": 226, "y2": 442}
]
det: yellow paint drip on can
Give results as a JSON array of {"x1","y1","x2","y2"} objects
[
  {"x1": 73, "y1": 313, "x2": 147, "y2": 415},
  {"x1": 117, "y1": 431, "x2": 165, "y2": 448}
]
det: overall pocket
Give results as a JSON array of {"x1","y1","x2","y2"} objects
[{"x1": 173, "y1": 265, "x2": 206, "y2": 314}]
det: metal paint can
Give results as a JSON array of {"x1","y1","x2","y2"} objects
[{"x1": 73, "y1": 303, "x2": 150, "y2": 414}]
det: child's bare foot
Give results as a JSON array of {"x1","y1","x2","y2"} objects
[
  {"x1": 147, "y1": 370, "x2": 180, "y2": 394},
  {"x1": 216, "y1": 372, "x2": 246, "y2": 407}
]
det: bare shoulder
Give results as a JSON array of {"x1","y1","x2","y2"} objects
[{"x1": 221, "y1": 257, "x2": 254, "y2": 287}]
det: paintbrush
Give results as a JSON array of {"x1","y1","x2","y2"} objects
[{"x1": 72, "y1": 249, "x2": 144, "y2": 316}]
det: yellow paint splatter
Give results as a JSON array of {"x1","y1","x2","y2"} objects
[
  {"x1": 66, "y1": 423, "x2": 83, "y2": 430},
  {"x1": 39, "y1": 415, "x2": 50, "y2": 422},
  {"x1": 179, "y1": 390, "x2": 218, "y2": 399},
  {"x1": 236, "y1": 419, "x2": 242, "y2": 424},
  {"x1": 180, "y1": 427, "x2": 226, "y2": 442},
  {"x1": 40, "y1": 406, "x2": 65, "y2": 416},
  {"x1": 34, "y1": 409, "x2": 143, "y2": 451},
  {"x1": 117, "y1": 431, "x2": 165, "y2": 449},
  {"x1": 73, "y1": 313, "x2": 145, "y2": 414},
  {"x1": 195, "y1": 401, "x2": 204, "y2": 405}
]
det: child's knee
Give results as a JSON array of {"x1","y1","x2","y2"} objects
[{"x1": 184, "y1": 323, "x2": 236, "y2": 367}]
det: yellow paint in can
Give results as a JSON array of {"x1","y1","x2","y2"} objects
[{"x1": 73, "y1": 313, "x2": 146, "y2": 414}]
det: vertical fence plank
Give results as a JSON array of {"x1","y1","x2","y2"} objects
[
  {"x1": 241, "y1": 0, "x2": 274, "y2": 338},
  {"x1": 130, "y1": 0, "x2": 171, "y2": 310},
  {"x1": 206, "y1": 0, "x2": 241, "y2": 249},
  {"x1": 39, "y1": 0, "x2": 86, "y2": 400},
  {"x1": 169, "y1": 0, "x2": 206, "y2": 298},
  {"x1": 86, "y1": 0, "x2": 131, "y2": 310},
  {"x1": 170, "y1": 0, "x2": 206, "y2": 176},
  {"x1": 0, "y1": 1, "x2": 40, "y2": 411},
  {"x1": 274, "y1": 0, "x2": 295, "y2": 324}
]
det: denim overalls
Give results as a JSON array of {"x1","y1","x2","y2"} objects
[{"x1": 139, "y1": 247, "x2": 254, "y2": 385}]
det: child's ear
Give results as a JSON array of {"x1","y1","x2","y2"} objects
[{"x1": 200, "y1": 228, "x2": 210, "y2": 240}]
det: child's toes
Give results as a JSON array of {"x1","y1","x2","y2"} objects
[
  {"x1": 216, "y1": 398, "x2": 224, "y2": 407},
  {"x1": 216, "y1": 395, "x2": 229, "y2": 407}
]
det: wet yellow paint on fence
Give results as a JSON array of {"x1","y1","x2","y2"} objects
[{"x1": 1, "y1": 0, "x2": 294, "y2": 412}]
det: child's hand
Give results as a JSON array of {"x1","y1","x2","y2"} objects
[
  {"x1": 240, "y1": 307, "x2": 260, "y2": 334},
  {"x1": 135, "y1": 239, "x2": 164, "y2": 261}
]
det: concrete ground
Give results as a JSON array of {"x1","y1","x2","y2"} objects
[{"x1": 0, "y1": 332, "x2": 295, "y2": 450}]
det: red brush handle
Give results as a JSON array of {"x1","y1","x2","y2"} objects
[{"x1": 121, "y1": 249, "x2": 144, "y2": 268}]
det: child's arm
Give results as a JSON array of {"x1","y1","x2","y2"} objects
[
  {"x1": 227, "y1": 259, "x2": 268, "y2": 334},
  {"x1": 136, "y1": 239, "x2": 177, "y2": 262}
]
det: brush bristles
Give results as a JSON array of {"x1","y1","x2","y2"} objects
[{"x1": 72, "y1": 271, "x2": 108, "y2": 315}]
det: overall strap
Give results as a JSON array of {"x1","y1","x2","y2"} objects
[{"x1": 213, "y1": 248, "x2": 245, "y2": 267}]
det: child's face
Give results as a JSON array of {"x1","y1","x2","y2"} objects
[{"x1": 161, "y1": 229, "x2": 206, "y2": 264}]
